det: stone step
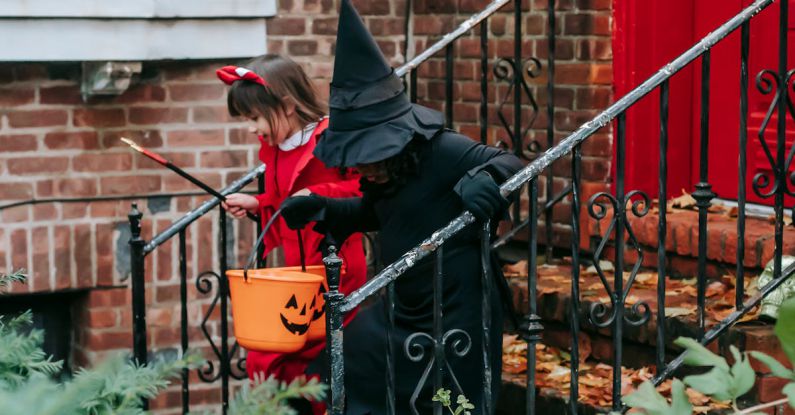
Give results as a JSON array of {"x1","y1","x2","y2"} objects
[{"x1": 499, "y1": 261, "x2": 793, "y2": 412}]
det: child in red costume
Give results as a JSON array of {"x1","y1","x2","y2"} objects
[{"x1": 216, "y1": 55, "x2": 367, "y2": 412}]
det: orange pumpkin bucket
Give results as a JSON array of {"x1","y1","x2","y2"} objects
[
  {"x1": 276, "y1": 265, "x2": 331, "y2": 341},
  {"x1": 227, "y1": 268, "x2": 323, "y2": 353},
  {"x1": 227, "y1": 208, "x2": 331, "y2": 352}
]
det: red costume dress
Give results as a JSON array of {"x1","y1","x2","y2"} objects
[{"x1": 246, "y1": 117, "x2": 366, "y2": 390}]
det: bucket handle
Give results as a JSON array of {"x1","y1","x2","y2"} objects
[{"x1": 243, "y1": 207, "x2": 307, "y2": 282}]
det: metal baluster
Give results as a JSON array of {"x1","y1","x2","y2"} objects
[
  {"x1": 523, "y1": 178, "x2": 543, "y2": 415},
  {"x1": 257, "y1": 173, "x2": 265, "y2": 268},
  {"x1": 128, "y1": 204, "x2": 148, "y2": 409},
  {"x1": 219, "y1": 210, "x2": 230, "y2": 413},
  {"x1": 480, "y1": 224, "x2": 493, "y2": 415},
  {"x1": 512, "y1": 0, "x2": 523, "y2": 229},
  {"x1": 446, "y1": 44, "x2": 454, "y2": 127},
  {"x1": 737, "y1": 21, "x2": 749, "y2": 309},
  {"x1": 433, "y1": 247, "x2": 445, "y2": 415},
  {"x1": 569, "y1": 145, "x2": 582, "y2": 415},
  {"x1": 410, "y1": 70, "x2": 418, "y2": 104},
  {"x1": 546, "y1": 0, "x2": 556, "y2": 261},
  {"x1": 657, "y1": 80, "x2": 669, "y2": 372},
  {"x1": 386, "y1": 282, "x2": 396, "y2": 415},
  {"x1": 325, "y1": 247, "x2": 346, "y2": 415},
  {"x1": 773, "y1": 0, "x2": 789, "y2": 282},
  {"x1": 179, "y1": 230, "x2": 190, "y2": 414},
  {"x1": 612, "y1": 113, "x2": 627, "y2": 411},
  {"x1": 480, "y1": 18, "x2": 489, "y2": 145},
  {"x1": 693, "y1": 51, "x2": 715, "y2": 340}
]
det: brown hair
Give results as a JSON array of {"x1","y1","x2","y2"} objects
[{"x1": 226, "y1": 54, "x2": 326, "y2": 130}]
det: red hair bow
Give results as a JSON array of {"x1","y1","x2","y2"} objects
[{"x1": 216, "y1": 65, "x2": 269, "y2": 87}]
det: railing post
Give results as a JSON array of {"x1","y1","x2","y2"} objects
[
  {"x1": 324, "y1": 246, "x2": 345, "y2": 415},
  {"x1": 128, "y1": 203, "x2": 148, "y2": 407},
  {"x1": 523, "y1": 178, "x2": 543, "y2": 415}
]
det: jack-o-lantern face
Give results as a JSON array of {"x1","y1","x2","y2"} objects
[
  {"x1": 310, "y1": 283, "x2": 328, "y2": 322},
  {"x1": 280, "y1": 294, "x2": 310, "y2": 335}
]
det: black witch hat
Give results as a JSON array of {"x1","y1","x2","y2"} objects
[{"x1": 313, "y1": 0, "x2": 445, "y2": 168}]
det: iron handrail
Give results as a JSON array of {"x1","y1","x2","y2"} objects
[
  {"x1": 395, "y1": 0, "x2": 511, "y2": 77},
  {"x1": 341, "y1": 0, "x2": 776, "y2": 313},
  {"x1": 143, "y1": 165, "x2": 265, "y2": 254}
]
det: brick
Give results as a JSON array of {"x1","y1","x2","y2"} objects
[
  {"x1": 200, "y1": 150, "x2": 248, "y2": 168},
  {"x1": 577, "y1": 38, "x2": 612, "y2": 61},
  {"x1": 43, "y1": 131, "x2": 99, "y2": 150},
  {"x1": 115, "y1": 84, "x2": 167, "y2": 104},
  {"x1": 30, "y1": 227, "x2": 51, "y2": 292},
  {"x1": 312, "y1": 17, "x2": 338, "y2": 35},
  {"x1": 101, "y1": 130, "x2": 163, "y2": 149},
  {"x1": 7, "y1": 157, "x2": 69, "y2": 175},
  {"x1": 167, "y1": 129, "x2": 225, "y2": 147},
  {"x1": 575, "y1": 0, "x2": 611, "y2": 10},
  {"x1": 100, "y1": 175, "x2": 161, "y2": 195},
  {"x1": 229, "y1": 127, "x2": 254, "y2": 145},
  {"x1": 269, "y1": 17, "x2": 306, "y2": 35},
  {"x1": 62, "y1": 203, "x2": 88, "y2": 219},
  {"x1": 351, "y1": 0, "x2": 390, "y2": 14},
  {"x1": 7, "y1": 109, "x2": 68, "y2": 128},
  {"x1": 192, "y1": 106, "x2": 233, "y2": 123},
  {"x1": 85, "y1": 331, "x2": 133, "y2": 350},
  {"x1": 53, "y1": 225, "x2": 72, "y2": 290},
  {"x1": 576, "y1": 87, "x2": 611, "y2": 110},
  {"x1": 10, "y1": 229, "x2": 29, "y2": 274},
  {"x1": 73, "y1": 153, "x2": 133, "y2": 172},
  {"x1": 0, "y1": 182, "x2": 34, "y2": 199},
  {"x1": 87, "y1": 309, "x2": 118, "y2": 329},
  {"x1": 73, "y1": 108, "x2": 126, "y2": 128},
  {"x1": 87, "y1": 288, "x2": 130, "y2": 308},
  {"x1": 128, "y1": 107, "x2": 189, "y2": 125},
  {"x1": 368, "y1": 17, "x2": 405, "y2": 36},
  {"x1": 74, "y1": 224, "x2": 93, "y2": 288},
  {"x1": 39, "y1": 85, "x2": 82, "y2": 105},
  {"x1": 163, "y1": 172, "x2": 221, "y2": 192},
  {"x1": 0, "y1": 134, "x2": 37, "y2": 152},
  {"x1": 33, "y1": 204, "x2": 57, "y2": 221},
  {"x1": 287, "y1": 40, "x2": 319, "y2": 56},
  {"x1": 168, "y1": 84, "x2": 225, "y2": 102},
  {"x1": 55, "y1": 177, "x2": 97, "y2": 197},
  {"x1": 0, "y1": 87, "x2": 35, "y2": 106}
]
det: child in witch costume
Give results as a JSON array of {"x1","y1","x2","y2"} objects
[
  {"x1": 280, "y1": 2, "x2": 523, "y2": 413},
  {"x1": 216, "y1": 55, "x2": 367, "y2": 411}
]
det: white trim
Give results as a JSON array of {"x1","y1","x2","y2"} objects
[
  {"x1": 0, "y1": 19, "x2": 268, "y2": 61},
  {"x1": 0, "y1": 0, "x2": 276, "y2": 18}
]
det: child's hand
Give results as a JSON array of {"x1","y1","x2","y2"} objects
[
  {"x1": 222, "y1": 193, "x2": 259, "y2": 219},
  {"x1": 292, "y1": 188, "x2": 311, "y2": 197}
]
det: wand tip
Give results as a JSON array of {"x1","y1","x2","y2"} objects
[{"x1": 120, "y1": 137, "x2": 143, "y2": 152}]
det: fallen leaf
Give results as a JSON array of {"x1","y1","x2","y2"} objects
[{"x1": 671, "y1": 189, "x2": 697, "y2": 210}]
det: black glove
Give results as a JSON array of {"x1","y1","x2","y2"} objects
[
  {"x1": 280, "y1": 195, "x2": 327, "y2": 230},
  {"x1": 456, "y1": 170, "x2": 509, "y2": 221}
]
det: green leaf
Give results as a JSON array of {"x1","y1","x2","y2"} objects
[
  {"x1": 670, "y1": 379, "x2": 694, "y2": 415},
  {"x1": 783, "y1": 383, "x2": 795, "y2": 409},
  {"x1": 622, "y1": 381, "x2": 672, "y2": 415},
  {"x1": 683, "y1": 367, "x2": 733, "y2": 401},
  {"x1": 675, "y1": 337, "x2": 729, "y2": 370},
  {"x1": 775, "y1": 299, "x2": 795, "y2": 365},
  {"x1": 750, "y1": 351, "x2": 795, "y2": 380},
  {"x1": 728, "y1": 347, "x2": 756, "y2": 399}
]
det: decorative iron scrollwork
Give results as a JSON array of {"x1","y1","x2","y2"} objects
[
  {"x1": 494, "y1": 57, "x2": 543, "y2": 161},
  {"x1": 586, "y1": 191, "x2": 653, "y2": 328},
  {"x1": 403, "y1": 329, "x2": 473, "y2": 415},
  {"x1": 196, "y1": 271, "x2": 223, "y2": 383}
]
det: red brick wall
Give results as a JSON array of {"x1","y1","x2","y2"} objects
[{"x1": 0, "y1": 0, "x2": 613, "y2": 412}]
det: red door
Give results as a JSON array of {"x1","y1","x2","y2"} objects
[{"x1": 614, "y1": 0, "x2": 795, "y2": 205}]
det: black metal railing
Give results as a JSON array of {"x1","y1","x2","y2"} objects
[
  {"x1": 321, "y1": 0, "x2": 794, "y2": 415},
  {"x1": 127, "y1": 165, "x2": 264, "y2": 412}
]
